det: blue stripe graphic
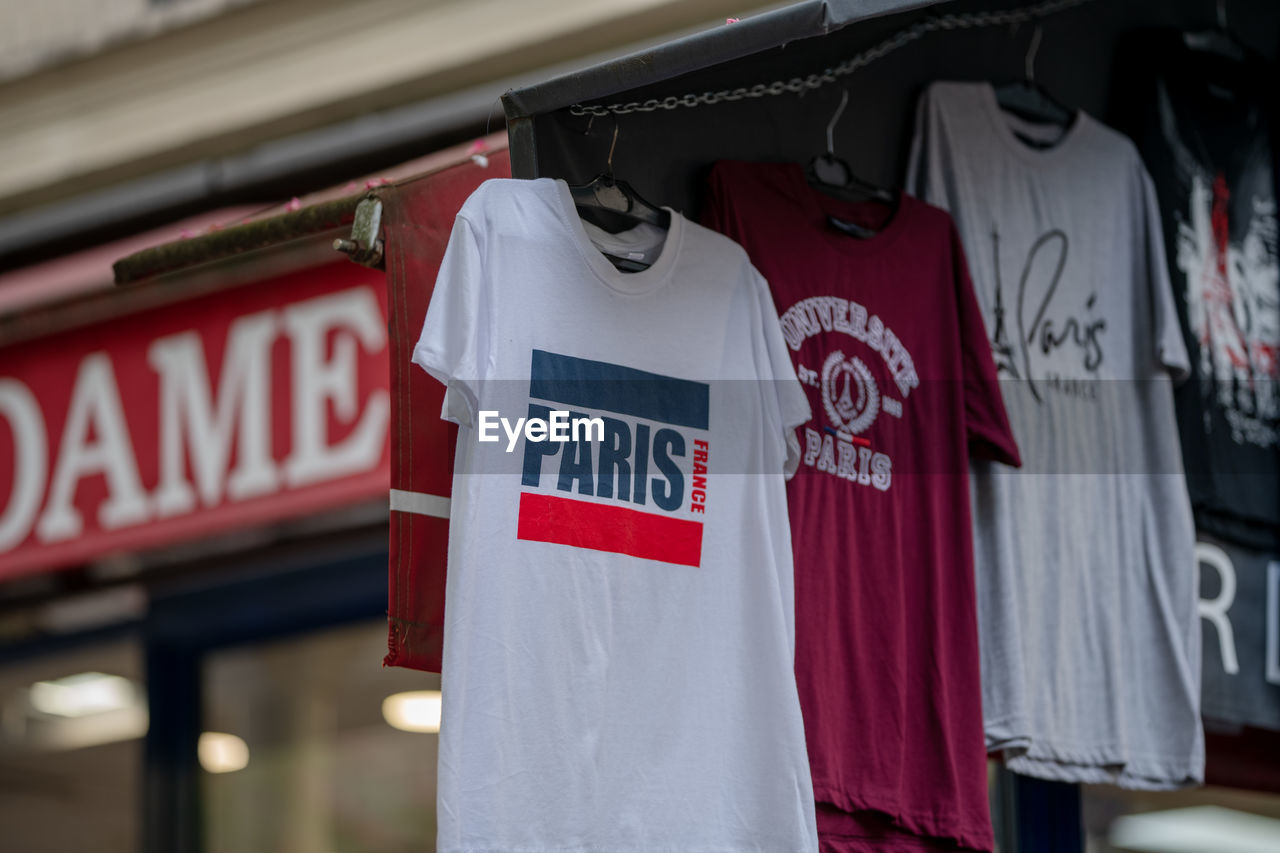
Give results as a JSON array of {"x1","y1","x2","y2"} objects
[{"x1": 529, "y1": 349, "x2": 709, "y2": 430}]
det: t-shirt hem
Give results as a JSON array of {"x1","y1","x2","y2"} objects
[
  {"x1": 440, "y1": 840, "x2": 814, "y2": 845},
  {"x1": 813, "y1": 785, "x2": 993, "y2": 852},
  {"x1": 816, "y1": 832, "x2": 974, "y2": 853},
  {"x1": 986, "y1": 717, "x2": 1204, "y2": 788},
  {"x1": 999, "y1": 742, "x2": 1204, "y2": 790}
]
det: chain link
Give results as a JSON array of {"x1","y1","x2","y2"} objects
[{"x1": 567, "y1": 0, "x2": 1098, "y2": 117}]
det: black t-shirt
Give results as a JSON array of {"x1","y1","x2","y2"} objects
[{"x1": 1113, "y1": 29, "x2": 1280, "y2": 549}]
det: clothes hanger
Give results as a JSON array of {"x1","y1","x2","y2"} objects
[
  {"x1": 805, "y1": 90, "x2": 896, "y2": 239},
  {"x1": 807, "y1": 90, "x2": 896, "y2": 206},
  {"x1": 568, "y1": 120, "x2": 671, "y2": 235},
  {"x1": 1182, "y1": 0, "x2": 1246, "y2": 63},
  {"x1": 993, "y1": 25, "x2": 1074, "y2": 129}
]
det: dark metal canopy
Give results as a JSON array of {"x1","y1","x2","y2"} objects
[
  {"x1": 501, "y1": 0, "x2": 1279, "y2": 217},
  {"x1": 502, "y1": 0, "x2": 949, "y2": 185},
  {"x1": 502, "y1": 0, "x2": 946, "y2": 130}
]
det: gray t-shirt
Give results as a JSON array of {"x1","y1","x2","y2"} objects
[{"x1": 908, "y1": 81, "x2": 1204, "y2": 788}]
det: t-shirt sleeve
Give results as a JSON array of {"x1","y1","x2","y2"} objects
[
  {"x1": 1138, "y1": 165, "x2": 1191, "y2": 382},
  {"x1": 412, "y1": 213, "x2": 487, "y2": 428},
  {"x1": 950, "y1": 220, "x2": 1022, "y2": 468},
  {"x1": 752, "y1": 266, "x2": 812, "y2": 479}
]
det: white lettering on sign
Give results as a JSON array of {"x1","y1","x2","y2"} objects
[
  {"x1": 0, "y1": 380, "x2": 46, "y2": 551},
  {"x1": 1196, "y1": 542, "x2": 1240, "y2": 676},
  {"x1": 0, "y1": 285, "x2": 388, "y2": 559},
  {"x1": 149, "y1": 311, "x2": 279, "y2": 517},
  {"x1": 37, "y1": 354, "x2": 149, "y2": 543},
  {"x1": 282, "y1": 288, "x2": 389, "y2": 488}
]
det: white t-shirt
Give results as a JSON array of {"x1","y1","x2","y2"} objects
[{"x1": 414, "y1": 177, "x2": 818, "y2": 853}]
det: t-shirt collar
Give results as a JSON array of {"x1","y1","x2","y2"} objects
[{"x1": 550, "y1": 178, "x2": 683, "y2": 296}]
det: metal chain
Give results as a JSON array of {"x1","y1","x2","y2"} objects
[{"x1": 567, "y1": 0, "x2": 1099, "y2": 117}]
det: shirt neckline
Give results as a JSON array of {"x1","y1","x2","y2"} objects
[
  {"x1": 977, "y1": 81, "x2": 1089, "y2": 167},
  {"x1": 550, "y1": 178, "x2": 683, "y2": 296},
  {"x1": 786, "y1": 163, "x2": 914, "y2": 258}
]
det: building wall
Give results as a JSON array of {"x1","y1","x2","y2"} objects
[
  {"x1": 0, "y1": 0, "x2": 781, "y2": 227},
  {"x1": 0, "y1": 0, "x2": 265, "y2": 83}
]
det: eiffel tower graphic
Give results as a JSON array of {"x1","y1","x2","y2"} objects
[
  {"x1": 990, "y1": 227, "x2": 1020, "y2": 379},
  {"x1": 835, "y1": 368, "x2": 857, "y2": 421}
]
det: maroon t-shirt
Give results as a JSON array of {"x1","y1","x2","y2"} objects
[{"x1": 703, "y1": 162, "x2": 1020, "y2": 853}]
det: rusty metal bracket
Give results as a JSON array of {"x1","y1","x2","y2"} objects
[{"x1": 333, "y1": 196, "x2": 384, "y2": 268}]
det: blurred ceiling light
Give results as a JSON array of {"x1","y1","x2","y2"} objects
[
  {"x1": 382, "y1": 690, "x2": 442, "y2": 733},
  {"x1": 28, "y1": 672, "x2": 136, "y2": 718},
  {"x1": 1110, "y1": 805, "x2": 1280, "y2": 853},
  {"x1": 12, "y1": 672, "x2": 147, "y2": 751},
  {"x1": 199, "y1": 732, "x2": 250, "y2": 774}
]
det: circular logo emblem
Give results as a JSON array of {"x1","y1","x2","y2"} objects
[{"x1": 822, "y1": 350, "x2": 879, "y2": 435}]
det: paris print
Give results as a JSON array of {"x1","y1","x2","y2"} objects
[{"x1": 989, "y1": 227, "x2": 1107, "y2": 403}]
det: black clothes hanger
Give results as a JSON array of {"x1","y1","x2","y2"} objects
[
  {"x1": 805, "y1": 90, "x2": 897, "y2": 239},
  {"x1": 568, "y1": 121, "x2": 671, "y2": 238},
  {"x1": 1182, "y1": 0, "x2": 1246, "y2": 63},
  {"x1": 994, "y1": 25, "x2": 1074, "y2": 130}
]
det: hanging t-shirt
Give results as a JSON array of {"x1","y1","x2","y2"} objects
[
  {"x1": 702, "y1": 161, "x2": 1019, "y2": 853},
  {"x1": 414, "y1": 177, "x2": 819, "y2": 853},
  {"x1": 1112, "y1": 29, "x2": 1280, "y2": 550},
  {"x1": 907, "y1": 81, "x2": 1204, "y2": 788}
]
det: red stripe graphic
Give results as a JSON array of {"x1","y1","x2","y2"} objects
[{"x1": 517, "y1": 492, "x2": 703, "y2": 567}]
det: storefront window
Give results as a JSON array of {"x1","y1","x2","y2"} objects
[
  {"x1": 202, "y1": 619, "x2": 440, "y2": 853},
  {"x1": 0, "y1": 638, "x2": 145, "y2": 852},
  {"x1": 1083, "y1": 784, "x2": 1280, "y2": 851}
]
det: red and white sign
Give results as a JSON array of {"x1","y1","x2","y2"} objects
[{"x1": 0, "y1": 261, "x2": 390, "y2": 580}]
